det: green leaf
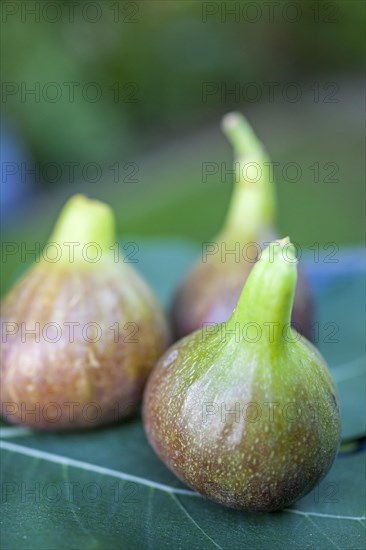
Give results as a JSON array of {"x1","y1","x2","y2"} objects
[
  {"x1": 0, "y1": 427, "x2": 365, "y2": 550},
  {"x1": 1, "y1": 239, "x2": 365, "y2": 549}
]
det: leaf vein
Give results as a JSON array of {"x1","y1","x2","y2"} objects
[
  {"x1": 0, "y1": 440, "x2": 197, "y2": 497},
  {"x1": 170, "y1": 493, "x2": 223, "y2": 549},
  {"x1": 2, "y1": 440, "x2": 365, "y2": 523}
]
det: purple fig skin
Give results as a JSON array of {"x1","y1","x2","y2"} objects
[
  {"x1": 171, "y1": 239, "x2": 314, "y2": 341},
  {"x1": 0, "y1": 195, "x2": 170, "y2": 431},
  {"x1": 143, "y1": 332, "x2": 340, "y2": 512},
  {"x1": 144, "y1": 240, "x2": 340, "y2": 512},
  {"x1": 1, "y1": 262, "x2": 170, "y2": 431}
]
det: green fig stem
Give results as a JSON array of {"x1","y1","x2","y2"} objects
[
  {"x1": 44, "y1": 194, "x2": 116, "y2": 266},
  {"x1": 222, "y1": 112, "x2": 264, "y2": 157},
  {"x1": 228, "y1": 238, "x2": 297, "y2": 344},
  {"x1": 221, "y1": 112, "x2": 276, "y2": 241}
]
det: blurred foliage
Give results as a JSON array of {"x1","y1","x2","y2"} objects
[
  {"x1": 1, "y1": 0, "x2": 365, "y2": 170},
  {"x1": 1, "y1": 93, "x2": 364, "y2": 297},
  {"x1": 1, "y1": 0, "x2": 364, "y2": 298}
]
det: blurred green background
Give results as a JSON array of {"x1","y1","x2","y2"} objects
[{"x1": 1, "y1": 0, "x2": 365, "y2": 295}]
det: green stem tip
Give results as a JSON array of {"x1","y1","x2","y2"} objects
[
  {"x1": 46, "y1": 194, "x2": 116, "y2": 265},
  {"x1": 221, "y1": 112, "x2": 265, "y2": 157}
]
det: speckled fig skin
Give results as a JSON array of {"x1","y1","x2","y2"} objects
[
  {"x1": 171, "y1": 234, "x2": 313, "y2": 340},
  {"x1": 144, "y1": 240, "x2": 340, "y2": 512},
  {"x1": 0, "y1": 196, "x2": 170, "y2": 430},
  {"x1": 171, "y1": 112, "x2": 313, "y2": 341}
]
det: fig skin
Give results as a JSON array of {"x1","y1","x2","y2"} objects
[
  {"x1": 1, "y1": 195, "x2": 170, "y2": 430},
  {"x1": 171, "y1": 113, "x2": 313, "y2": 340},
  {"x1": 144, "y1": 240, "x2": 340, "y2": 512}
]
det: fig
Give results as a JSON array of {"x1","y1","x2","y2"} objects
[
  {"x1": 172, "y1": 112, "x2": 313, "y2": 340},
  {"x1": 1, "y1": 194, "x2": 170, "y2": 430},
  {"x1": 144, "y1": 239, "x2": 340, "y2": 512}
]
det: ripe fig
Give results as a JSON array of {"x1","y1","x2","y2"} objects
[
  {"x1": 144, "y1": 239, "x2": 340, "y2": 512},
  {"x1": 172, "y1": 113, "x2": 313, "y2": 340},
  {"x1": 1, "y1": 195, "x2": 170, "y2": 430}
]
